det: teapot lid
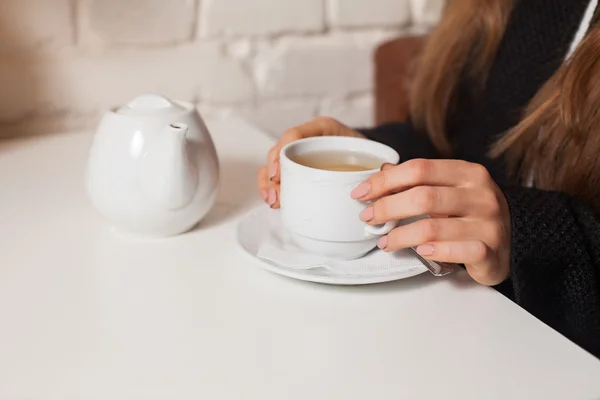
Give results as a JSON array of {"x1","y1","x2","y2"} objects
[{"x1": 116, "y1": 94, "x2": 187, "y2": 117}]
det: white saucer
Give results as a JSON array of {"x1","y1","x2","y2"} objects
[{"x1": 236, "y1": 205, "x2": 427, "y2": 285}]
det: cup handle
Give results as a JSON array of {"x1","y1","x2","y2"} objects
[{"x1": 365, "y1": 220, "x2": 399, "y2": 237}]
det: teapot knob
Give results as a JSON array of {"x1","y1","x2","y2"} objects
[{"x1": 125, "y1": 94, "x2": 174, "y2": 110}]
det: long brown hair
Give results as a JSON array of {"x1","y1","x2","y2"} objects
[{"x1": 410, "y1": 0, "x2": 600, "y2": 211}]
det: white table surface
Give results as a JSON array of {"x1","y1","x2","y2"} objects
[{"x1": 1, "y1": 117, "x2": 599, "y2": 400}]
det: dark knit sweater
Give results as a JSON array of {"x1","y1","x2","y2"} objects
[{"x1": 362, "y1": 0, "x2": 600, "y2": 358}]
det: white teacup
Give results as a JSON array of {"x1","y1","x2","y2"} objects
[{"x1": 279, "y1": 136, "x2": 400, "y2": 260}]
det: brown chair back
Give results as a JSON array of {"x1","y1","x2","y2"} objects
[{"x1": 374, "y1": 36, "x2": 426, "y2": 125}]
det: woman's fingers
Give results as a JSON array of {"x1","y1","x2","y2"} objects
[
  {"x1": 266, "y1": 131, "x2": 299, "y2": 184},
  {"x1": 415, "y1": 240, "x2": 491, "y2": 264},
  {"x1": 352, "y1": 159, "x2": 493, "y2": 201},
  {"x1": 360, "y1": 186, "x2": 500, "y2": 224},
  {"x1": 416, "y1": 240, "x2": 508, "y2": 285},
  {"x1": 378, "y1": 217, "x2": 508, "y2": 285},
  {"x1": 257, "y1": 166, "x2": 280, "y2": 208},
  {"x1": 267, "y1": 187, "x2": 280, "y2": 208},
  {"x1": 257, "y1": 166, "x2": 269, "y2": 201},
  {"x1": 379, "y1": 218, "x2": 500, "y2": 252},
  {"x1": 380, "y1": 162, "x2": 395, "y2": 171},
  {"x1": 379, "y1": 218, "x2": 474, "y2": 251},
  {"x1": 359, "y1": 160, "x2": 510, "y2": 286}
]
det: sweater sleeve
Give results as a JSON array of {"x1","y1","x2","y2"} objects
[
  {"x1": 503, "y1": 187, "x2": 600, "y2": 357},
  {"x1": 358, "y1": 122, "x2": 441, "y2": 161}
]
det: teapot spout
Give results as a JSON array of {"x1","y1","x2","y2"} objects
[{"x1": 140, "y1": 123, "x2": 198, "y2": 210}]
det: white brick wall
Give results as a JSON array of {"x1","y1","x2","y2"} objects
[
  {"x1": 410, "y1": 0, "x2": 445, "y2": 26},
  {"x1": 255, "y1": 34, "x2": 387, "y2": 98},
  {"x1": 79, "y1": 0, "x2": 197, "y2": 46},
  {"x1": 328, "y1": 0, "x2": 411, "y2": 28},
  {"x1": 0, "y1": 0, "x2": 73, "y2": 52},
  {"x1": 0, "y1": 0, "x2": 445, "y2": 137},
  {"x1": 201, "y1": 0, "x2": 325, "y2": 37}
]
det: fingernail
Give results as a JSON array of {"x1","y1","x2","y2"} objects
[
  {"x1": 260, "y1": 189, "x2": 268, "y2": 202},
  {"x1": 269, "y1": 164, "x2": 278, "y2": 180},
  {"x1": 267, "y1": 188, "x2": 277, "y2": 207},
  {"x1": 416, "y1": 244, "x2": 434, "y2": 256},
  {"x1": 360, "y1": 206, "x2": 374, "y2": 222},
  {"x1": 351, "y1": 182, "x2": 370, "y2": 199},
  {"x1": 377, "y1": 236, "x2": 388, "y2": 250}
]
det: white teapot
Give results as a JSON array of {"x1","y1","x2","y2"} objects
[{"x1": 86, "y1": 94, "x2": 219, "y2": 237}]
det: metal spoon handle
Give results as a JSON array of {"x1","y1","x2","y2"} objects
[{"x1": 409, "y1": 247, "x2": 456, "y2": 277}]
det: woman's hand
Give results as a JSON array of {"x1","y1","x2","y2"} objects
[
  {"x1": 351, "y1": 159, "x2": 511, "y2": 286},
  {"x1": 257, "y1": 117, "x2": 365, "y2": 209}
]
